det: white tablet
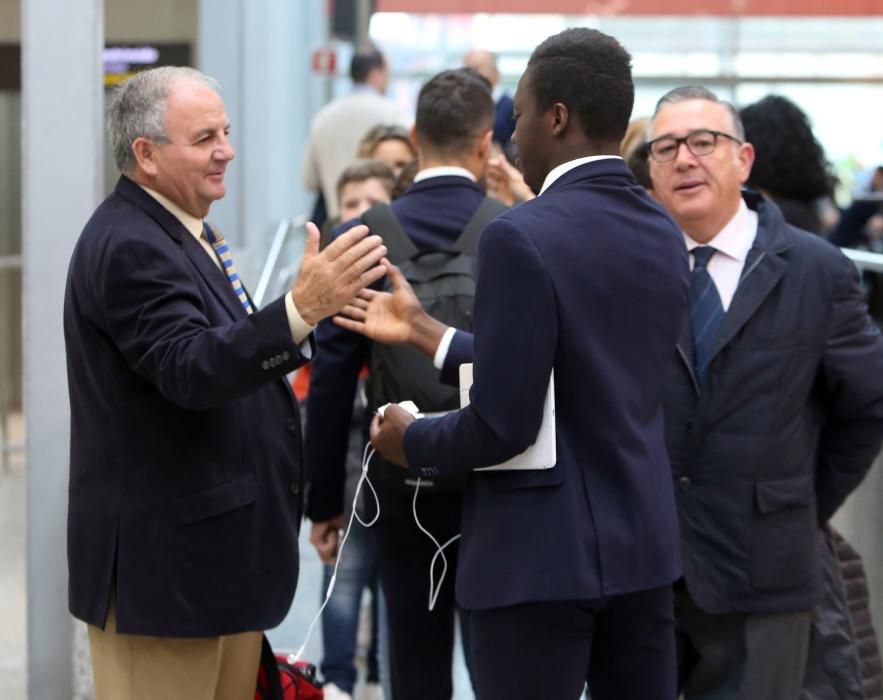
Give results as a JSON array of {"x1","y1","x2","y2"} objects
[{"x1": 458, "y1": 363, "x2": 556, "y2": 471}]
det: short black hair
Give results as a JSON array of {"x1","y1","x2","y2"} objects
[
  {"x1": 526, "y1": 28, "x2": 634, "y2": 145},
  {"x1": 740, "y1": 95, "x2": 833, "y2": 201},
  {"x1": 415, "y1": 68, "x2": 495, "y2": 156},
  {"x1": 350, "y1": 45, "x2": 385, "y2": 83}
]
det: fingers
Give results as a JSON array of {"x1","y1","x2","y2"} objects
[
  {"x1": 338, "y1": 302, "x2": 368, "y2": 320},
  {"x1": 302, "y1": 221, "x2": 320, "y2": 261},
  {"x1": 323, "y1": 224, "x2": 371, "y2": 261},
  {"x1": 385, "y1": 260, "x2": 409, "y2": 292},
  {"x1": 332, "y1": 315, "x2": 364, "y2": 334},
  {"x1": 369, "y1": 413, "x2": 383, "y2": 442}
]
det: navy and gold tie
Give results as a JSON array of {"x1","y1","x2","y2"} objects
[
  {"x1": 203, "y1": 223, "x2": 254, "y2": 315},
  {"x1": 690, "y1": 246, "x2": 724, "y2": 383}
]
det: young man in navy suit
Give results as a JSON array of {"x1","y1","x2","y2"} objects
[
  {"x1": 64, "y1": 66, "x2": 386, "y2": 699},
  {"x1": 304, "y1": 68, "x2": 500, "y2": 700},
  {"x1": 356, "y1": 29, "x2": 690, "y2": 699}
]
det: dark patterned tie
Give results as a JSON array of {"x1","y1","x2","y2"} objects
[
  {"x1": 690, "y1": 246, "x2": 724, "y2": 383},
  {"x1": 203, "y1": 223, "x2": 254, "y2": 315}
]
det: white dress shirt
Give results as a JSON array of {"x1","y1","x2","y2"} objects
[
  {"x1": 413, "y1": 166, "x2": 477, "y2": 183},
  {"x1": 684, "y1": 199, "x2": 758, "y2": 312}
]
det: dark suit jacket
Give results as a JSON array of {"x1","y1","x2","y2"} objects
[
  {"x1": 493, "y1": 93, "x2": 515, "y2": 149},
  {"x1": 404, "y1": 159, "x2": 690, "y2": 610},
  {"x1": 663, "y1": 191, "x2": 883, "y2": 615},
  {"x1": 64, "y1": 176, "x2": 310, "y2": 636},
  {"x1": 304, "y1": 176, "x2": 488, "y2": 521}
]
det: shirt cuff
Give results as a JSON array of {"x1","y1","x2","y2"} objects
[
  {"x1": 285, "y1": 291, "x2": 316, "y2": 357},
  {"x1": 433, "y1": 326, "x2": 457, "y2": 370}
]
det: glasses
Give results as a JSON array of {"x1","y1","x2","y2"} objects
[{"x1": 646, "y1": 129, "x2": 742, "y2": 163}]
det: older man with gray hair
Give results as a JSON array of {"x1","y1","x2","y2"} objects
[
  {"x1": 647, "y1": 85, "x2": 883, "y2": 700},
  {"x1": 63, "y1": 66, "x2": 387, "y2": 699}
]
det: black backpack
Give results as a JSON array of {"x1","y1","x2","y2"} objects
[{"x1": 362, "y1": 197, "x2": 507, "y2": 493}]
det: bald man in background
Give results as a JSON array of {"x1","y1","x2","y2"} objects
[{"x1": 463, "y1": 49, "x2": 514, "y2": 154}]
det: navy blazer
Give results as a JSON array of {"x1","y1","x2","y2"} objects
[
  {"x1": 664, "y1": 192, "x2": 883, "y2": 615},
  {"x1": 304, "y1": 176, "x2": 488, "y2": 522},
  {"x1": 404, "y1": 159, "x2": 690, "y2": 610},
  {"x1": 64, "y1": 176, "x2": 309, "y2": 636}
]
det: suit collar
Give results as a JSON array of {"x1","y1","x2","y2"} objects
[
  {"x1": 542, "y1": 157, "x2": 635, "y2": 194},
  {"x1": 114, "y1": 175, "x2": 247, "y2": 322},
  {"x1": 539, "y1": 155, "x2": 623, "y2": 194},
  {"x1": 402, "y1": 175, "x2": 484, "y2": 197},
  {"x1": 676, "y1": 191, "x2": 792, "y2": 395}
]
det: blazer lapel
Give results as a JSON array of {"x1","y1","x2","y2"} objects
[
  {"x1": 676, "y1": 314, "x2": 700, "y2": 395},
  {"x1": 706, "y1": 234, "x2": 787, "y2": 367}
]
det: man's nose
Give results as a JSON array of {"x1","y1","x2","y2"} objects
[
  {"x1": 673, "y1": 140, "x2": 696, "y2": 167},
  {"x1": 215, "y1": 135, "x2": 235, "y2": 162}
]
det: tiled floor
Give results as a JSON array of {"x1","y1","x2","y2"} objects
[{"x1": 0, "y1": 428, "x2": 473, "y2": 699}]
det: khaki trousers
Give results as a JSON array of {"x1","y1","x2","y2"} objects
[{"x1": 88, "y1": 602, "x2": 262, "y2": 700}]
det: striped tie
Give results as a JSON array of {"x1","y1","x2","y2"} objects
[
  {"x1": 203, "y1": 223, "x2": 254, "y2": 315},
  {"x1": 690, "y1": 246, "x2": 724, "y2": 383}
]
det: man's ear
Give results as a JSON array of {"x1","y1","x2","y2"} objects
[
  {"x1": 131, "y1": 137, "x2": 159, "y2": 177},
  {"x1": 550, "y1": 102, "x2": 569, "y2": 137},
  {"x1": 477, "y1": 129, "x2": 493, "y2": 163},
  {"x1": 737, "y1": 141, "x2": 755, "y2": 185}
]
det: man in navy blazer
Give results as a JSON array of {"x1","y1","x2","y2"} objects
[
  {"x1": 63, "y1": 66, "x2": 386, "y2": 699},
  {"x1": 645, "y1": 87, "x2": 883, "y2": 700},
  {"x1": 365, "y1": 29, "x2": 689, "y2": 699}
]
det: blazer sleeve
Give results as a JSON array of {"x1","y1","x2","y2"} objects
[
  {"x1": 439, "y1": 330, "x2": 475, "y2": 387},
  {"x1": 404, "y1": 216, "x2": 557, "y2": 475},
  {"x1": 99, "y1": 228, "x2": 308, "y2": 411},
  {"x1": 303, "y1": 316, "x2": 369, "y2": 522},
  {"x1": 815, "y1": 250, "x2": 883, "y2": 522}
]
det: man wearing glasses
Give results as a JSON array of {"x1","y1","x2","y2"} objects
[{"x1": 647, "y1": 86, "x2": 883, "y2": 699}]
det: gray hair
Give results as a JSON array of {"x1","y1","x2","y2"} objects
[
  {"x1": 651, "y1": 85, "x2": 745, "y2": 141},
  {"x1": 107, "y1": 66, "x2": 221, "y2": 174}
]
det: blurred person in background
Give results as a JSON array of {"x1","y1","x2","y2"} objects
[
  {"x1": 305, "y1": 67, "x2": 503, "y2": 700},
  {"x1": 301, "y1": 44, "x2": 408, "y2": 227},
  {"x1": 311, "y1": 160, "x2": 397, "y2": 700},
  {"x1": 621, "y1": 116, "x2": 653, "y2": 191},
  {"x1": 739, "y1": 94, "x2": 837, "y2": 235},
  {"x1": 463, "y1": 48, "x2": 515, "y2": 156},
  {"x1": 357, "y1": 124, "x2": 417, "y2": 178}
]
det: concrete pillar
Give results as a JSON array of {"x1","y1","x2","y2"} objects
[
  {"x1": 198, "y1": 0, "x2": 327, "y2": 284},
  {"x1": 21, "y1": 0, "x2": 104, "y2": 697}
]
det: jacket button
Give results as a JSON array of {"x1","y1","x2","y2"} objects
[
  {"x1": 678, "y1": 476, "x2": 692, "y2": 490},
  {"x1": 290, "y1": 481, "x2": 300, "y2": 496},
  {"x1": 282, "y1": 351, "x2": 291, "y2": 361},
  {"x1": 261, "y1": 360, "x2": 270, "y2": 370},
  {"x1": 285, "y1": 418, "x2": 297, "y2": 431}
]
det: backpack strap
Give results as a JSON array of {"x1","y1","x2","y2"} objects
[
  {"x1": 454, "y1": 197, "x2": 508, "y2": 255},
  {"x1": 362, "y1": 203, "x2": 419, "y2": 265},
  {"x1": 257, "y1": 634, "x2": 285, "y2": 700}
]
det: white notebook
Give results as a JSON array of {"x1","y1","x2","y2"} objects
[{"x1": 458, "y1": 363, "x2": 556, "y2": 471}]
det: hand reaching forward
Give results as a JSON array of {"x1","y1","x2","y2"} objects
[
  {"x1": 370, "y1": 404, "x2": 415, "y2": 467},
  {"x1": 292, "y1": 222, "x2": 387, "y2": 326},
  {"x1": 334, "y1": 259, "x2": 449, "y2": 358}
]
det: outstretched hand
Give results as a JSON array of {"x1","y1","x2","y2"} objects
[
  {"x1": 333, "y1": 259, "x2": 420, "y2": 345},
  {"x1": 292, "y1": 222, "x2": 388, "y2": 326},
  {"x1": 334, "y1": 259, "x2": 450, "y2": 359}
]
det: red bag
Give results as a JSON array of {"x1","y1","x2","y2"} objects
[{"x1": 255, "y1": 635, "x2": 324, "y2": 700}]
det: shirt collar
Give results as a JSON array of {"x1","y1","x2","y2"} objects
[
  {"x1": 139, "y1": 185, "x2": 204, "y2": 240},
  {"x1": 539, "y1": 155, "x2": 622, "y2": 195},
  {"x1": 683, "y1": 198, "x2": 757, "y2": 262},
  {"x1": 413, "y1": 166, "x2": 476, "y2": 183}
]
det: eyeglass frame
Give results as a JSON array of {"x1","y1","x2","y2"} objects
[{"x1": 645, "y1": 129, "x2": 743, "y2": 163}]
